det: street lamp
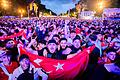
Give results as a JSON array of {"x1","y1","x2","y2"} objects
[
  {"x1": 18, "y1": 9, "x2": 25, "y2": 18},
  {"x1": 98, "y1": 1, "x2": 105, "y2": 10},
  {"x1": 99, "y1": 2, "x2": 103, "y2": 9},
  {"x1": 3, "y1": 3, "x2": 8, "y2": 9}
]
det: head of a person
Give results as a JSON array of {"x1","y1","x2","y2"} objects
[
  {"x1": 44, "y1": 34, "x2": 49, "y2": 42},
  {"x1": 106, "y1": 49, "x2": 116, "y2": 62},
  {"x1": 89, "y1": 34, "x2": 97, "y2": 43},
  {"x1": 59, "y1": 38, "x2": 67, "y2": 49},
  {"x1": 19, "y1": 54, "x2": 30, "y2": 70},
  {"x1": 53, "y1": 34, "x2": 60, "y2": 44},
  {"x1": 6, "y1": 39, "x2": 15, "y2": 49},
  {"x1": 73, "y1": 35, "x2": 81, "y2": 49},
  {"x1": 113, "y1": 42, "x2": 120, "y2": 50},
  {"x1": 94, "y1": 31, "x2": 102, "y2": 41},
  {"x1": 32, "y1": 40, "x2": 38, "y2": 49},
  {"x1": 105, "y1": 35, "x2": 112, "y2": 43},
  {"x1": 47, "y1": 40, "x2": 57, "y2": 53},
  {"x1": 109, "y1": 28, "x2": 114, "y2": 34},
  {"x1": 70, "y1": 31, "x2": 76, "y2": 39},
  {"x1": 37, "y1": 40, "x2": 46, "y2": 50},
  {"x1": 0, "y1": 50, "x2": 11, "y2": 65}
]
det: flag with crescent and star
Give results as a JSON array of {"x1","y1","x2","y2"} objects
[{"x1": 18, "y1": 45, "x2": 95, "y2": 80}]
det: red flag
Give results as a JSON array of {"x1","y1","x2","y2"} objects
[
  {"x1": 18, "y1": 46, "x2": 95, "y2": 80},
  {"x1": 0, "y1": 30, "x2": 24, "y2": 40}
]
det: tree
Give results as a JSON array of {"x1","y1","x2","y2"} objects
[{"x1": 110, "y1": 0, "x2": 120, "y2": 8}]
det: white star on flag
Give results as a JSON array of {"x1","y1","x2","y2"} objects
[
  {"x1": 34, "y1": 58, "x2": 42, "y2": 66},
  {"x1": 54, "y1": 62, "x2": 64, "y2": 71}
]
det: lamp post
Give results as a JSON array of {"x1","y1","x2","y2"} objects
[
  {"x1": 98, "y1": 0, "x2": 105, "y2": 11},
  {"x1": 98, "y1": 2, "x2": 104, "y2": 10},
  {"x1": 18, "y1": 9, "x2": 25, "y2": 18}
]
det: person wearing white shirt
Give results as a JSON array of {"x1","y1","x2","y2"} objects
[{"x1": 12, "y1": 54, "x2": 48, "y2": 80}]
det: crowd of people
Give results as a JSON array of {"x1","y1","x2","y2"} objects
[{"x1": 0, "y1": 17, "x2": 120, "y2": 80}]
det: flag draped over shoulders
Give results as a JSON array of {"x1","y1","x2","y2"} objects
[{"x1": 18, "y1": 45, "x2": 95, "y2": 80}]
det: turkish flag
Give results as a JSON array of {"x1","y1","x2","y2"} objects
[
  {"x1": 18, "y1": 45, "x2": 95, "y2": 80},
  {"x1": 0, "y1": 30, "x2": 24, "y2": 40}
]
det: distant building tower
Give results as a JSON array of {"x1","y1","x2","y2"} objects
[
  {"x1": 29, "y1": 2, "x2": 38, "y2": 17},
  {"x1": 27, "y1": 0, "x2": 41, "y2": 17}
]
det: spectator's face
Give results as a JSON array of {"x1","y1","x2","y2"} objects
[
  {"x1": 6, "y1": 40, "x2": 15, "y2": 48},
  {"x1": 47, "y1": 43, "x2": 57, "y2": 53},
  {"x1": 70, "y1": 32, "x2": 76, "y2": 39},
  {"x1": 73, "y1": 39, "x2": 81, "y2": 49},
  {"x1": 114, "y1": 42, "x2": 120, "y2": 50},
  {"x1": 110, "y1": 29, "x2": 114, "y2": 34},
  {"x1": 70, "y1": 26, "x2": 74, "y2": 29},
  {"x1": 37, "y1": 43, "x2": 45, "y2": 50},
  {"x1": 106, "y1": 37, "x2": 112, "y2": 42},
  {"x1": 60, "y1": 40, "x2": 67, "y2": 49},
  {"x1": 33, "y1": 41, "x2": 37, "y2": 48},
  {"x1": 48, "y1": 32, "x2": 52, "y2": 36},
  {"x1": 1, "y1": 55, "x2": 10, "y2": 65},
  {"x1": 20, "y1": 58, "x2": 30, "y2": 70},
  {"x1": 107, "y1": 52, "x2": 116, "y2": 61},
  {"x1": 40, "y1": 26, "x2": 44, "y2": 31}
]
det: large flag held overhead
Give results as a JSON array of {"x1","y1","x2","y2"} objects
[{"x1": 18, "y1": 45, "x2": 95, "y2": 80}]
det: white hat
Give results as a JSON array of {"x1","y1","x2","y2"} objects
[{"x1": 0, "y1": 50, "x2": 6, "y2": 57}]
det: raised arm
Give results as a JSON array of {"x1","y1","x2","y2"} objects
[{"x1": 37, "y1": 68, "x2": 48, "y2": 80}]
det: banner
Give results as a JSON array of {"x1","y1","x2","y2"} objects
[
  {"x1": 18, "y1": 45, "x2": 95, "y2": 80},
  {"x1": 0, "y1": 30, "x2": 24, "y2": 40}
]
